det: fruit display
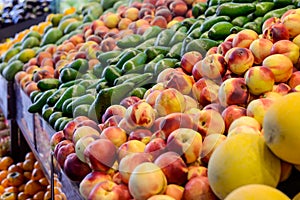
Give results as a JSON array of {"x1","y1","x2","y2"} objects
[
  {"x1": 0, "y1": 152, "x2": 66, "y2": 199},
  {"x1": 0, "y1": 0, "x2": 300, "y2": 199},
  {"x1": 0, "y1": 0, "x2": 51, "y2": 27}
]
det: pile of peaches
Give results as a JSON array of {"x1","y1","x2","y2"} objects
[
  {"x1": 0, "y1": 153, "x2": 66, "y2": 200},
  {"x1": 50, "y1": 7, "x2": 300, "y2": 200},
  {"x1": 16, "y1": 0, "x2": 199, "y2": 96}
]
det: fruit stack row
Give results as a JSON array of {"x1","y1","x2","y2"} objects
[
  {"x1": 0, "y1": 0, "x2": 300, "y2": 199},
  {"x1": 0, "y1": 152, "x2": 66, "y2": 200}
]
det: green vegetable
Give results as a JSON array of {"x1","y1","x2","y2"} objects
[
  {"x1": 192, "y1": 3, "x2": 207, "y2": 18},
  {"x1": 200, "y1": 15, "x2": 231, "y2": 33},
  {"x1": 113, "y1": 73, "x2": 140, "y2": 85},
  {"x1": 102, "y1": 65, "x2": 122, "y2": 86},
  {"x1": 216, "y1": 3, "x2": 256, "y2": 18},
  {"x1": 208, "y1": 21, "x2": 234, "y2": 40},
  {"x1": 262, "y1": 5, "x2": 295, "y2": 22},
  {"x1": 142, "y1": 26, "x2": 162, "y2": 41},
  {"x1": 37, "y1": 78, "x2": 60, "y2": 91},
  {"x1": 73, "y1": 104, "x2": 90, "y2": 118},
  {"x1": 97, "y1": 50, "x2": 121, "y2": 66},
  {"x1": 254, "y1": 2, "x2": 275, "y2": 17},
  {"x1": 144, "y1": 46, "x2": 171, "y2": 61},
  {"x1": 121, "y1": 52, "x2": 147, "y2": 74},
  {"x1": 123, "y1": 73, "x2": 154, "y2": 88},
  {"x1": 231, "y1": 16, "x2": 251, "y2": 27},
  {"x1": 115, "y1": 49, "x2": 140, "y2": 69},
  {"x1": 182, "y1": 38, "x2": 220, "y2": 57},
  {"x1": 154, "y1": 58, "x2": 178, "y2": 76},
  {"x1": 154, "y1": 29, "x2": 176, "y2": 46},
  {"x1": 166, "y1": 43, "x2": 183, "y2": 59},
  {"x1": 66, "y1": 58, "x2": 89, "y2": 73},
  {"x1": 53, "y1": 85, "x2": 86, "y2": 111},
  {"x1": 47, "y1": 87, "x2": 67, "y2": 106},
  {"x1": 28, "y1": 89, "x2": 56, "y2": 113},
  {"x1": 59, "y1": 68, "x2": 81, "y2": 83},
  {"x1": 130, "y1": 87, "x2": 147, "y2": 99},
  {"x1": 88, "y1": 82, "x2": 135, "y2": 122},
  {"x1": 204, "y1": 5, "x2": 218, "y2": 17},
  {"x1": 117, "y1": 34, "x2": 143, "y2": 49}
]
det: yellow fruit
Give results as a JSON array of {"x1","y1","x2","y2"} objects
[
  {"x1": 264, "y1": 92, "x2": 300, "y2": 165},
  {"x1": 225, "y1": 184, "x2": 290, "y2": 200},
  {"x1": 17, "y1": 49, "x2": 36, "y2": 63},
  {"x1": 294, "y1": 192, "x2": 300, "y2": 200},
  {"x1": 208, "y1": 133, "x2": 281, "y2": 199}
]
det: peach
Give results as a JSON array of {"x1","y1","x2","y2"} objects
[
  {"x1": 72, "y1": 126, "x2": 100, "y2": 144},
  {"x1": 225, "y1": 47, "x2": 254, "y2": 75},
  {"x1": 165, "y1": 184, "x2": 184, "y2": 200},
  {"x1": 23, "y1": 81, "x2": 39, "y2": 96},
  {"x1": 50, "y1": 131, "x2": 65, "y2": 151},
  {"x1": 120, "y1": 96, "x2": 141, "y2": 108},
  {"x1": 180, "y1": 51, "x2": 203, "y2": 74},
  {"x1": 150, "y1": 16, "x2": 168, "y2": 28},
  {"x1": 228, "y1": 116, "x2": 261, "y2": 133},
  {"x1": 198, "y1": 53, "x2": 227, "y2": 82},
  {"x1": 203, "y1": 103, "x2": 224, "y2": 113},
  {"x1": 262, "y1": 17, "x2": 280, "y2": 33},
  {"x1": 36, "y1": 51, "x2": 52, "y2": 66},
  {"x1": 136, "y1": 19, "x2": 150, "y2": 28},
  {"x1": 272, "y1": 83, "x2": 291, "y2": 95},
  {"x1": 249, "y1": 38, "x2": 273, "y2": 65},
  {"x1": 159, "y1": 113, "x2": 195, "y2": 139},
  {"x1": 263, "y1": 23, "x2": 290, "y2": 43},
  {"x1": 192, "y1": 61, "x2": 203, "y2": 81},
  {"x1": 271, "y1": 40, "x2": 300, "y2": 64},
  {"x1": 192, "y1": 78, "x2": 219, "y2": 107},
  {"x1": 262, "y1": 54, "x2": 293, "y2": 83},
  {"x1": 75, "y1": 135, "x2": 100, "y2": 163},
  {"x1": 246, "y1": 98, "x2": 275, "y2": 126},
  {"x1": 118, "y1": 152, "x2": 153, "y2": 184},
  {"x1": 282, "y1": 13, "x2": 300, "y2": 38},
  {"x1": 64, "y1": 153, "x2": 91, "y2": 182},
  {"x1": 183, "y1": 95, "x2": 199, "y2": 113},
  {"x1": 117, "y1": 140, "x2": 146, "y2": 162},
  {"x1": 128, "y1": 129, "x2": 153, "y2": 144},
  {"x1": 183, "y1": 176, "x2": 217, "y2": 200},
  {"x1": 217, "y1": 41, "x2": 233, "y2": 56},
  {"x1": 167, "y1": 128, "x2": 202, "y2": 164},
  {"x1": 163, "y1": 72, "x2": 195, "y2": 95},
  {"x1": 154, "y1": 152, "x2": 188, "y2": 185},
  {"x1": 145, "y1": 90, "x2": 163, "y2": 108},
  {"x1": 138, "y1": 8, "x2": 155, "y2": 19},
  {"x1": 144, "y1": 138, "x2": 167, "y2": 160},
  {"x1": 187, "y1": 166, "x2": 208, "y2": 180},
  {"x1": 86, "y1": 35, "x2": 102, "y2": 45},
  {"x1": 88, "y1": 180, "x2": 119, "y2": 200},
  {"x1": 154, "y1": 88, "x2": 186, "y2": 117},
  {"x1": 148, "y1": 195, "x2": 176, "y2": 200},
  {"x1": 169, "y1": 0, "x2": 188, "y2": 16},
  {"x1": 201, "y1": 133, "x2": 227, "y2": 163},
  {"x1": 205, "y1": 46, "x2": 218, "y2": 56},
  {"x1": 103, "y1": 13, "x2": 121, "y2": 29},
  {"x1": 125, "y1": 101, "x2": 156, "y2": 129},
  {"x1": 293, "y1": 33, "x2": 300, "y2": 48},
  {"x1": 232, "y1": 29, "x2": 259, "y2": 48},
  {"x1": 221, "y1": 105, "x2": 247, "y2": 132},
  {"x1": 288, "y1": 71, "x2": 300, "y2": 88},
  {"x1": 218, "y1": 78, "x2": 250, "y2": 108},
  {"x1": 56, "y1": 143, "x2": 75, "y2": 168},
  {"x1": 227, "y1": 125, "x2": 261, "y2": 138},
  {"x1": 84, "y1": 139, "x2": 117, "y2": 171},
  {"x1": 244, "y1": 66, "x2": 275, "y2": 95},
  {"x1": 100, "y1": 126, "x2": 127, "y2": 147},
  {"x1": 155, "y1": 8, "x2": 173, "y2": 22},
  {"x1": 118, "y1": 18, "x2": 132, "y2": 30},
  {"x1": 128, "y1": 162, "x2": 167, "y2": 200},
  {"x1": 192, "y1": 109, "x2": 225, "y2": 137},
  {"x1": 79, "y1": 171, "x2": 112, "y2": 199},
  {"x1": 69, "y1": 34, "x2": 85, "y2": 46},
  {"x1": 124, "y1": 7, "x2": 139, "y2": 21},
  {"x1": 118, "y1": 118, "x2": 136, "y2": 134},
  {"x1": 280, "y1": 161, "x2": 293, "y2": 182}
]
